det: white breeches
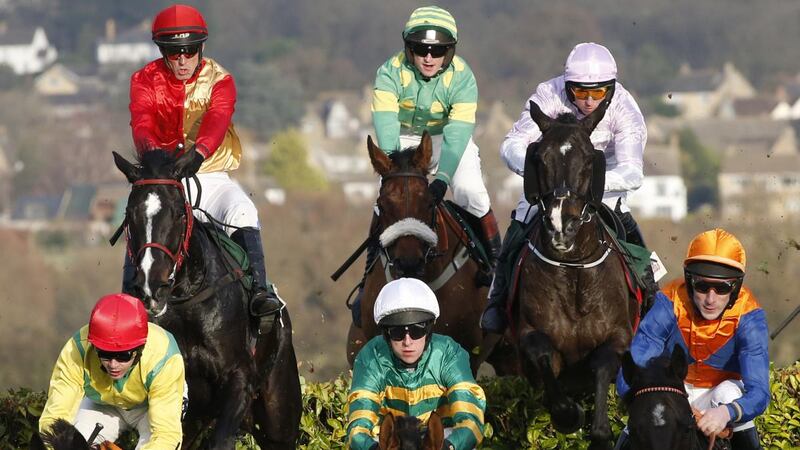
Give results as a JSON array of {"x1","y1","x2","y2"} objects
[
  {"x1": 73, "y1": 398, "x2": 151, "y2": 448},
  {"x1": 685, "y1": 380, "x2": 754, "y2": 432},
  {"x1": 399, "y1": 133, "x2": 491, "y2": 218},
  {"x1": 182, "y1": 172, "x2": 260, "y2": 235}
]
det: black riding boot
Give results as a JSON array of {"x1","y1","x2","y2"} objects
[
  {"x1": 350, "y1": 212, "x2": 381, "y2": 328},
  {"x1": 121, "y1": 252, "x2": 137, "y2": 295},
  {"x1": 731, "y1": 427, "x2": 763, "y2": 450},
  {"x1": 478, "y1": 209, "x2": 502, "y2": 286},
  {"x1": 480, "y1": 219, "x2": 526, "y2": 334},
  {"x1": 231, "y1": 227, "x2": 284, "y2": 318}
]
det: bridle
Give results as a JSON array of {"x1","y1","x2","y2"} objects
[
  {"x1": 377, "y1": 171, "x2": 439, "y2": 267},
  {"x1": 633, "y1": 385, "x2": 727, "y2": 450},
  {"x1": 126, "y1": 178, "x2": 194, "y2": 273}
]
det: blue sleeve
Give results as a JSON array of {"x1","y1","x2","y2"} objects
[
  {"x1": 616, "y1": 293, "x2": 677, "y2": 396},
  {"x1": 730, "y1": 308, "x2": 770, "y2": 423}
]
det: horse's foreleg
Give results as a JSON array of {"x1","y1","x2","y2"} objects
[
  {"x1": 209, "y1": 370, "x2": 253, "y2": 450},
  {"x1": 587, "y1": 341, "x2": 623, "y2": 450},
  {"x1": 520, "y1": 331, "x2": 583, "y2": 434}
]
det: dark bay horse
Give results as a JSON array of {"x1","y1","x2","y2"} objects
[
  {"x1": 30, "y1": 419, "x2": 121, "y2": 450},
  {"x1": 621, "y1": 346, "x2": 731, "y2": 450},
  {"x1": 514, "y1": 101, "x2": 637, "y2": 450},
  {"x1": 346, "y1": 133, "x2": 514, "y2": 374},
  {"x1": 113, "y1": 150, "x2": 300, "y2": 449},
  {"x1": 379, "y1": 412, "x2": 444, "y2": 450}
]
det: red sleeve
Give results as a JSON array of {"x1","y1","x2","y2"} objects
[
  {"x1": 129, "y1": 70, "x2": 159, "y2": 154},
  {"x1": 193, "y1": 74, "x2": 236, "y2": 158}
]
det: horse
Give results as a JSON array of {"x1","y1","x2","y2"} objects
[
  {"x1": 29, "y1": 419, "x2": 122, "y2": 450},
  {"x1": 345, "y1": 133, "x2": 516, "y2": 375},
  {"x1": 379, "y1": 412, "x2": 444, "y2": 450},
  {"x1": 112, "y1": 150, "x2": 301, "y2": 449},
  {"x1": 513, "y1": 100, "x2": 637, "y2": 450},
  {"x1": 620, "y1": 346, "x2": 731, "y2": 450}
]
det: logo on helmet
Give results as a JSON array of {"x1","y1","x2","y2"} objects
[{"x1": 172, "y1": 33, "x2": 190, "y2": 39}]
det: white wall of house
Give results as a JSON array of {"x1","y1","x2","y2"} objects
[
  {"x1": 0, "y1": 27, "x2": 57, "y2": 74},
  {"x1": 626, "y1": 175, "x2": 687, "y2": 222},
  {"x1": 97, "y1": 42, "x2": 159, "y2": 65}
]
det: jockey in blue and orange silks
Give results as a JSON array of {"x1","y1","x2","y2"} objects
[{"x1": 615, "y1": 228, "x2": 770, "y2": 450}]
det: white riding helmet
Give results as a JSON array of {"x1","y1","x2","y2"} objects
[
  {"x1": 374, "y1": 278, "x2": 440, "y2": 327},
  {"x1": 564, "y1": 42, "x2": 617, "y2": 84}
]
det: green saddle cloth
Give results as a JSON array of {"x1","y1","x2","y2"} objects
[{"x1": 199, "y1": 223, "x2": 253, "y2": 290}]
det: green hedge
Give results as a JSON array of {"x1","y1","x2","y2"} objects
[{"x1": 2, "y1": 362, "x2": 798, "y2": 449}]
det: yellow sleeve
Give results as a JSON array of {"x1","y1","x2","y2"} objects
[
  {"x1": 141, "y1": 354, "x2": 185, "y2": 450},
  {"x1": 39, "y1": 338, "x2": 86, "y2": 433}
]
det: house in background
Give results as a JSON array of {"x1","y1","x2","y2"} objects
[
  {"x1": 0, "y1": 23, "x2": 57, "y2": 74},
  {"x1": 96, "y1": 19, "x2": 159, "y2": 66},
  {"x1": 627, "y1": 135, "x2": 687, "y2": 222},
  {"x1": 664, "y1": 63, "x2": 755, "y2": 119}
]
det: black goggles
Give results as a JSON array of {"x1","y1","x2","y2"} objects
[
  {"x1": 385, "y1": 322, "x2": 430, "y2": 341},
  {"x1": 691, "y1": 278, "x2": 737, "y2": 295},
  {"x1": 97, "y1": 349, "x2": 137, "y2": 363},
  {"x1": 409, "y1": 43, "x2": 449, "y2": 58},
  {"x1": 161, "y1": 45, "x2": 201, "y2": 60}
]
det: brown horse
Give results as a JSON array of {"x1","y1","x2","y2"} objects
[
  {"x1": 346, "y1": 133, "x2": 513, "y2": 374},
  {"x1": 379, "y1": 412, "x2": 444, "y2": 450},
  {"x1": 514, "y1": 101, "x2": 637, "y2": 450}
]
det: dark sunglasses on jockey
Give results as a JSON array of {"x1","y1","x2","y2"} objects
[
  {"x1": 690, "y1": 277, "x2": 737, "y2": 295},
  {"x1": 386, "y1": 322, "x2": 430, "y2": 341},
  {"x1": 161, "y1": 44, "x2": 202, "y2": 61},
  {"x1": 570, "y1": 85, "x2": 610, "y2": 101},
  {"x1": 409, "y1": 43, "x2": 450, "y2": 58},
  {"x1": 97, "y1": 348, "x2": 138, "y2": 363}
]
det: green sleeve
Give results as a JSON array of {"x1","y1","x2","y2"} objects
[
  {"x1": 372, "y1": 56, "x2": 403, "y2": 153},
  {"x1": 437, "y1": 65, "x2": 478, "y2": 183},
  {"x1": 346, "y1": 345, "x2": 384, "y2": 449},
  {"x1": 441, "y1": 345, "x2": 486, "y2": 449}
]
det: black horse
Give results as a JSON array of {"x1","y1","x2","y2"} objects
[
  {"x1": 513, "y1": 100, "x2": 638, "y2": 450},
  {"x1": 378, "y1": 412, "x2": 444, "y2": 450},
  {"x1": 113, "y1": 150, "x2": 301, "y2": 449},
  {"x1": 621, "y1": 346, "x2": 731, "y2": 450},
  {"x1": 29, "y1": 419, "x2": 120, "y2": 450}
]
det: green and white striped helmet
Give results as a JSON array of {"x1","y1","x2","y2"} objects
[{"x1": 403, "y1": 6, "x2": 457, "y2": 44}]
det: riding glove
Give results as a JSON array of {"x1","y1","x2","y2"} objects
[
  {"x1": 184, "y1": 145, "x2": 205, "y2": 177},
  {"x1": 428, "y1": 179, "x2": 448, "y2": 205}
]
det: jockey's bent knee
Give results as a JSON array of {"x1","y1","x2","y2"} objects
[{"x1": 221, "y1": 201, "x2": 260, "y2": 235}]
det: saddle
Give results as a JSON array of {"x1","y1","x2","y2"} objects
[
  {"x1": 441, "y1": 201, "x2": 493, "y2": 273},
  {"x1": 197, "y1": 222, "x2": 253, "y2": 291}
]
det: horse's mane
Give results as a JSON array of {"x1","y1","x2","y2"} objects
[
  {"x1": 394, "y1": 415, "x2": 423, "y2": 443},
  {"x1": 133, "y1": 149, "x2": 178, "y2": 177},
  {"x1": 388, "y1": 147, "x2": 420, "y2": 172},
  {"x1": 39, "y1": 418, "x2": 89, "y2": 449}
]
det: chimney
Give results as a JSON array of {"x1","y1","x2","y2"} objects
[{"x1": 105, "y1": 18, "x2": 116, "y2": 42}]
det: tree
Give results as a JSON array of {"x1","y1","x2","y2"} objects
[
  {"x1": 263, "y1": 129, "x2": 328, "y2": 192},
  {"x1": 235, "y1": 61, "x2": 305, "y2": 141},
  {"x1": 678, "y1": 128, "x2": 719, "y2": 211}
]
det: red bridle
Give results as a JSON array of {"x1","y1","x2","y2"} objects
[{"x1": 126, "y1": 179, "x2": 195, "y2": 272}]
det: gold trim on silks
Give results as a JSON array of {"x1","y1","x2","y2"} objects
[{"x1": 183, "y1": 58, "x2": 242, "y2": 173}]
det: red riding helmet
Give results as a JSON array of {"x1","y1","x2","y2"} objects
[
  {"x1": 88, "y1": 293, "x2": 149, "y2": 352},
  {"x1": 152, "y1": 4, "x2": 208, "y2": 48}
]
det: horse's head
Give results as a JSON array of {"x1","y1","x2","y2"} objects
[
  {"x1": 379, "y1": 412, "x2": 444, "y2": 450},
  {"x1": 113, "y1": 149, "x2": 198, "y2": 315},
  {"x1": 622, "y1": 345, "x2": 701, "y2": 450},
  {"x1": 524, "y1": 100, "x2": 608, "y2": 252},
  {"x1": 368, "y1": 132, "x2": 437, "y2": 278}
]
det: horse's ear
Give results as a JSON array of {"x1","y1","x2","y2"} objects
[
  {"x1": 113, "y1": 151, "x2": 140, "y2": 183},
  {"x1": 424, "y1": 411, "x2": 445, "y2": 450},
  {"x1": 523, "y1": 142, "x2": 541, "y2": 203},
  {"x1": 670, "y1": 345, "x2": 688, "y2": 380},
  {"x1": 368, "y1": 135, "x2": 393, "y2": 177},
  {"x1": 621, "y1": 351, "x2": 638, "y2": 386},
  {"x1": 379, "y1": 412, "x2": 395, "y2": 450},
  {"x1": 580, "y1": 97, "x2": 610, "y2": 133},
  {"x1": 529, "y1": 100, "x2": 552, "y2": 134},
  {"x1": 413, "y1": 131, "x2": 433, "y2": 171}
]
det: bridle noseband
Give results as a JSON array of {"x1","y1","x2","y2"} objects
[
  {"x1": 127, "y1": 178, "x2": 194, "y2": 273},
  {"x1": 378, "y1": 171, "x2": 439, "y2": 266}
]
